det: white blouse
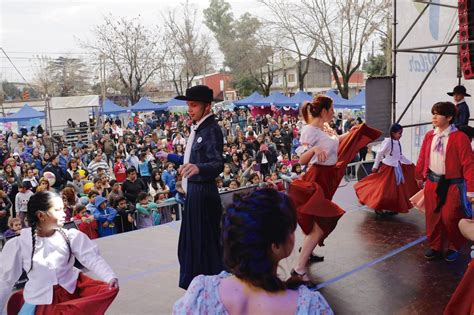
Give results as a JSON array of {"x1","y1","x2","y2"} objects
[
  {"x1": 296, "y1": 124, "x2": 339, "y2": 166},
  {"x1": 373, "y1": 138, "x2": 412, "y2": 169},
  {"x1": 429, "y1": 127, "x2": 451, "y2": 175},
  {"x1": 0, "y1": 228, "x2": 116, "y2": 308}
]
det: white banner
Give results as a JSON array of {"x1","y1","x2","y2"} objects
[{"x1": 395, "y1": 0, "x2": 466, "y2": 160}]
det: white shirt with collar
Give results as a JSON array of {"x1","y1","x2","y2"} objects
[
  {"x1": 455, "y1": 98, "x2": 466, "y2": 105},
  {"x1": 373, "y1": 137, "x2": 412, "y2": 169},
  {"x1": 0, "y1": 228, "x2": 116, "y2": 308},
  {"x1": 429, "y1": 126, "x2": 453, "y2": 175},
  {"x1": 182, "y1": 113, "x2": 213, "y2": 192}
]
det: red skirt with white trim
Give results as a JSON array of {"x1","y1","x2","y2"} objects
[
  {"x1": 7, "y1": 273, "x2": 118, "y2": 315},
  {"x1": 289, "y1": 123, "x2": 382, "y2": 244},
  {"x1": 354, "y1": 163, "x2": 420, "y2": 213}
]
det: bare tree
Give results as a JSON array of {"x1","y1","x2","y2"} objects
[
  {"x1": 31, "y1": 55, "x2": 56, "y2": 97},
  {"x1": 163, "y1": 1, "x2": 212, "y2": 95},
  {"x1": 259, "y1": 0, "x2": 319, "y2": 91},
  {"x1": 299, "y1": 0, "x2": 389, "y2": 98},
  {"x1": 82, "y1": 15, "x2": 168, "y2": 103}
]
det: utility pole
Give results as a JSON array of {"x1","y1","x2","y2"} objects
[
  {"x1": 0, "y1": 80, "x2": 5, "y2": 117},
  {"x1": 98, "y1": 54, "x2": 106, "y2": 133}
]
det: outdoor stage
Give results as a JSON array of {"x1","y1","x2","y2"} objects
[{"x1": 93, "y1": 181, "x2": 471, "y2": 315}]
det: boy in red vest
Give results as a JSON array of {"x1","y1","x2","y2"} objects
[{"x1": 415, "y1": 101, "x2": 474, "y2": 262}]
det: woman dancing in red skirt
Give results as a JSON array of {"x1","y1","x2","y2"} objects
[
  {"x1": 354, "y1": 123, "x2": 420, "y2": 215},
  {"x1": 288, "y1": 95, "x2": 381, "y2": 282}
]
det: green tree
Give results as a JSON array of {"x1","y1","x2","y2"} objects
[
  {"x1": 2, "y1": 81, "x2": 21, "y2": 99},
  {"x1": 204, "y1": 0, "x2": 274, "y2": 96},
  {"x1": 47, "y1": 57, "x2": 90, "y2": 96},
  {"x1": 232, "y1": 77, "x2": 262, "y2": 97}
]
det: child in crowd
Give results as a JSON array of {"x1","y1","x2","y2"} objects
[
  {"x1": 86, "y1": 190, "x2": 99, "y2": 214},
  {"x1": 228, "y1": 179, "x2": 239, "y2": 190},
  {"x1": 3, "y1": 217, "x2": 22, "y2": 239},
  {"x1": 15, "y1": 181, "x2": 34, "y2": 227},
  {"x1": 248, "y1": 173, "x2": 261, "y2": 186},
  {"x1": 36, "y1": 177, "x2": 51, "y2": 193},
  {"x1": 70, "y1": 171, "x2": 85, "y2": 195},
  {"x1": 355, "y1": 123, "x2": 419, "y2": 215},
  {"x1": 279, "y1": 164, "x2": 298, "y2": 183},
  {"x1": 135, "y1": 192, "x2": 158, "y2": 229},
  {"x1": 216, "y1": 178, "x2": 225, "y2": 192},
  {"x1": 137, "y1": 153, "x2": 152, "y2": 185},
  {"x1": 162, "y1": 162, "x2": 177, "y2": 196},
  {"x1": 113, "y1": 155, "x2": 127, "y2": 183},
  {"x1": 0, "y1": 191, "x2": 118, "y2": 314},
  {"x1": 108, "y1": 180, "x2": 124, "y2": 208},
  {"x1": 73, "y1": 204, "x2": 98, "y2": 240},
  {"x1": 267, "y1": 172, "x2": 285, "y2": 191},
  {"x1": 93, "y1": 196, "x2": 118, "y2": 237},
  {"x1": 114, "y1": 197, "x2": 135, "y2": 233}
]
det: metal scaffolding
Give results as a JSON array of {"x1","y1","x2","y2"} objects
[{"x1": 392, "y1": 0, "x2": 461, "y2": 126}]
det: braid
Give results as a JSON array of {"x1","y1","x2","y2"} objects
[
  {"x1": 56, "y1": 228, "x2": 72, "y2": 263},
  {"x1": 28, "y1": 224, "x2": 37, "y2": 273},
  {"x1": 389, "y1": 139, "x2": 394, "y2": 156},
  {"x1": 399, "y1": 141, "x2": 402, "y2": 155}
]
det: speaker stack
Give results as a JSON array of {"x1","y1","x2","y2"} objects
[{"x1": 459, "y1": 0, "x2": 474, "y2": 79}]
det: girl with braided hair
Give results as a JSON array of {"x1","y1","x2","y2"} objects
[
  {"x1": 354, "y1": 123, "x2": 420, "y2": 215},
  {"x1": 173, "y1": 188, "x2": 333, "y2": 314},
  {"x1": 288, "y1": 95, "x2": 381, "y2": 282},
  {"x1": 0, "y1": 191, "x2": 119, "y2": 314}
]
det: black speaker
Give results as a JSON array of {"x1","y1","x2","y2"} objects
[{"x1": 458, "y1": 0, "x2": 474, "y2": 79}]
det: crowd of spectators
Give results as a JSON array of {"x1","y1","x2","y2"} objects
[{"x1": 0, "y1": 107, "x2": 366, "y2": 241}]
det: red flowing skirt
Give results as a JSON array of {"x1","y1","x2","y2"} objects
[
  {"x1": 354, "y1": 163, "x2": 420, "y2": 213},
  {"x1": 289, "y1": 123, "x2": 382, "y2": 243},
  {"x1": 444, "y1": 260, "x2": 474, "y2": 315},
  {"x1": 7, "y1": 273, "x2": 118, "y2": 315}
]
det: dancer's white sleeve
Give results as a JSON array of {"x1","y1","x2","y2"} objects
[{"x1": 0, "y1": 238, "x2": 23, "y2": 312}]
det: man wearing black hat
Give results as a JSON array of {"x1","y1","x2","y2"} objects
[
  {"x1": 157, "y1": 85, "x2": 224, "y2": 289},
  {"x1": 448, "y1": 85, "x2": 471, "y2": 127}
]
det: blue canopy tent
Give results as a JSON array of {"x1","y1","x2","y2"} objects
[
  {"x1": 288, "y1": 91, "x2": 313, "y2": 109},
  {"x1": 253, "y1": 92, "x2": 294, "y2": 107},
  {"x1": 343, "y1": 90, "x2": 365, "y2": 109},
  {"x1": 233, "y1": 92, "x2": 264, "y2": 107},
  {"x1": 324, "y1": 89, "x2": 349, "y2": 108},
  {"x1": 163, "y1": 98, "x2": 187, "y2": 107},
  {"x1": 130, "y1": 97, "x2": 168, "y2": 112},
  {"x1": 101, "y1": 99, "x2": 130, "y2": 115},
  {"x1": 0, "y1": 104, "x2": 45, "y2": 122}
]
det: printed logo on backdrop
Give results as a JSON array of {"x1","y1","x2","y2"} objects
[{"x1": 408, "y1": 0, "x2": 440, "y2": 73}]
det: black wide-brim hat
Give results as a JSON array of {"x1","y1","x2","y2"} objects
[
  {"x1": 447, "y1": 85, "x2": 471, "y2": 97},
  {"x1": 175, "y1": 85, "x2": 214, "y2": 103}
]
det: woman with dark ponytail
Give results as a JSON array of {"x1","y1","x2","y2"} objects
[
  {"x1": 0, "y1": 191, "x2": 119, "y2": 314},
  {"x1": 173, "y1": 188, "x2": 333, "y2": 314},
  {"x1": 354, "y1": 123, "x2": 420, "y2": 215},
  {"x1": 289, "y1": 95, "x2": 381, "y2": 282}
]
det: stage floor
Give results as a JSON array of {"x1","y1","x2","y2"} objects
[{"x1": 93, "y1": 181, "x2": 471, "y2": 315}]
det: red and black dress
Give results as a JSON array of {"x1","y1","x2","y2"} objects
[{"x1": 289, "y1": 123, "x2": 381, "y2": 245}]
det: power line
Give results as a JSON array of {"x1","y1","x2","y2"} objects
[{"x1": 0, "y1": 48, "x2": 34, "y2": 88}]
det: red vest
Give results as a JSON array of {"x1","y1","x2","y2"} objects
[{"x1": 415, "y1": 130, "x2": 474, "y2": 192}]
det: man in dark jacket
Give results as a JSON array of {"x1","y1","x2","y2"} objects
[
  {"x1": 448, "y1": 85, "x2": 471, "y2": 127},
  {"x1": 158, "y1": 85, "x2": 224, "y2": 289}
]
